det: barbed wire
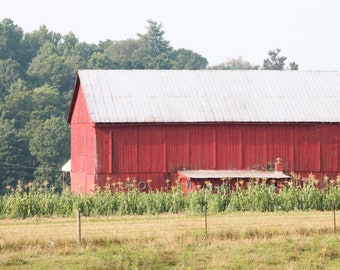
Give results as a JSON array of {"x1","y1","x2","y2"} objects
[{"x1": 0, "y1": 160, "x2": 64, "y2": 172}]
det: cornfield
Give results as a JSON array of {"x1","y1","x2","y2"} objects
[{"x1": 1, "y1": 175, "x2": 340, "y2": 219}]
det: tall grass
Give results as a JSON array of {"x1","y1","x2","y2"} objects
[
  {"x1": 2, "y1": 213, "x2": 340, "y2": 269},
  {"x1": 1, "y1": 175, "x2": 340, "y2": 219}
]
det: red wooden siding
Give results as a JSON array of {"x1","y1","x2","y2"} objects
[
  {"x1": 189, "y1": 125, "x2": 216, "y2": 169},
  {"x1": 112, "y1": 126, "x2": 138, "y2": 173},
  {"x1": 216, "y1": 125, "x2": 242, "y2": 169},
  {"x1": 266, "y1": 125, "x2": 295, "y2": 172},
  {"x1": 242, "y1": 126, "x2": 268, "y2": 170},
  {"x1": 166, "y1": 126, "x2": 190, "y2": 172},
  {"x1": 70, "y1": 86, "x2": 96, "y2": 192},
  {"x1": 137, "y1": 126, "x2": 167, "y2": 173},
  {"x1": 89, "y1": 123, "x2": 340, "y2": 191},
  {"x1": 294, "y1": 125, "x2": 321, "y2": 173},
  {"x1": 320, "y1": 125, "x2": 339, "y2": 173},
  {"x1": 95, "y1": 128, "x2": 112, "y2": 173}
]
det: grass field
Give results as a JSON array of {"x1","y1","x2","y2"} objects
[{"x1": 1, "y1": 211, "x2": 340, "y2": 269}]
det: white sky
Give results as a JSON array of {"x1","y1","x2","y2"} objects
[{"x1": 2, "y1": 0, "x2": 340, "y2": 70}]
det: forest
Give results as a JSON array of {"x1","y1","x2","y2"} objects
[{"x1": 0, "y1": 18, "x2": 298, "y2": 194}]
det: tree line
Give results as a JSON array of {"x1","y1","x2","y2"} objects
[{"x1": 0, "y1": 18, "x2": 298, "y2": 194}]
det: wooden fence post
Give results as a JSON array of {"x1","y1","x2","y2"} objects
[
  {"x1": 204, "y1": 189, "x2": 208, "y2": 237},
  {"x1": 334, "y1": 202, "x2": 337, "y2": 235},
  {"x1": 77, "y1": 210, "x2": 82, "y2": 244}
]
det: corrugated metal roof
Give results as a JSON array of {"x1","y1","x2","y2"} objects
[
  {"x1": 76, "y1": 70, "x2": 340, "y2": 123},
  {"x1": 178, "y1": 170, "x2": 290, "y2": 180}
]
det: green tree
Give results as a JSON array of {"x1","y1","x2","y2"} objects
[
  {"x1": 262, "y1": 48, "x2": 298, "y2": 70},
  {"x1": 136, "y1": 20, "x2": 173, "y2": 69},
  {"x1": 88, "y1": 51, "x2": 118, "y2": 69},
  {"x1": 0, "y1": 117, "x2": 34, "y2": 193},
  {"x1": 289, "y1": 61, "x2": 299, "y2": 70},
  {"x1": 58, "y1": 32, "x2": 91, "y2": 89},
  {"x1": 263, "y1": 48, "x2": 286, "y2": 70},
  {"x1": 0, "y1": 58, "x2": 22, "y2": 99},
  {"x1": 0, "y1": 18, "x2": 23, "y2": 61},
  {"x1": 27, "y1": 42, "x2": 70, "y2": 90},
  {"x1": 29, "y1": 117, "x2": 70, "y2": 189},
  {"x1": 92, "y1": 20, "x2": 208, "y2": 70},
  {"x1": 209, "y1": 57, "x2": 259, "y2": 70},
  {"x1": 170, "y1": 48, "x2": 208, "y2": 70},
  {"x1": 78, "y1": 41, "x2": 97, "y2": 64},
  {"x1": 98, "y1": 39, "x2": 144, "y2": 69},
  {"x1": 1, "y1": 80, "x2": 33, "y2": 129},
  {"x1": 21, "y1": 25, "x2": 61, "y2": 69},
  {"x1": 58, "y1": 32, "x2": 79, "y2": 57},
  {"x1": 30, "y1": 85, "x2": 62, "y2": 121},
  {"x1": 137, "y1": 20, "x2": 172, "y2": 57}
]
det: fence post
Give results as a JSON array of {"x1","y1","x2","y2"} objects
[
  {"x1": 77, "y1": 210, "x2": 82, "y2": 244},
  {"x1": 334, "y1": 201, "x2": 337, "y2": 235},
  {"x1": 204, "y1": 189, "x2": 208, "y2": 237}
]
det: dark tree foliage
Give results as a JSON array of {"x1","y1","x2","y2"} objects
[
  {"x1": 170, "y1": 48, "x2": 208, "y2": 70},
  {"x1": 0, "y1": 117, "x2": 34, "y2": 194},
  {"x1": 0, "y1": 58, "x2": 22, "y2": 99},
  {"x1": 29, "y1": 117, "x2": 70, "y2": 191},
  {"x1": 0, "y1": 18, "x2": 23, "y2": 61},
  {"x1": 91, "y1": 20, "x2": 208, "y2": 70},
  {"x1": 20, "y1": 25, "x2": 62, "y2": 69},
  {"x1": 1, "y1": 80, "x2": 33, "y2": 129},
  {"x1": 137, "y1": 20, "x2": 172, "y2": 58},
  {"x1": 262, "y1": 48, "x2": 298, "y2": 70}
]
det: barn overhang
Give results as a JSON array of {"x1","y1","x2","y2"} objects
[{"x1": 177, "y1": 169, "x2": 290, "y2": 181}]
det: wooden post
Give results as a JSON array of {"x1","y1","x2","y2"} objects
[
  {"x1": 204, "y1": 189, "x2": 208, "y2": 237},
  {"x1": 204, "y1": 203, "x2": 208, "y2": 236},
  {"x1": 334, "y1": 202, "x2": 337, "y2": 235},
  {"x1": 77, "y1": 210, "x2": 82, "y2": 244}
]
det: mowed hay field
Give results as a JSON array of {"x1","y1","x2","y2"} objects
[{"x1": 1, "y1": 212, "x2": 340, "y2": 269}]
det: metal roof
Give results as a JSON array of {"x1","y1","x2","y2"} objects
[
  {"x1": 74, "y1": 70, "x2": 340, "y2": 123},
  {"x1": 178, "y1": 170, "x2": 290, "y2": 180}
]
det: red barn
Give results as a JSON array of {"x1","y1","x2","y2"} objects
[{"x1": 67, "y1": 70, "x2": 340, "y2": 192}]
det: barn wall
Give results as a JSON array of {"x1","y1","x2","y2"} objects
[
  {"x1": 93, "y1": 123, "x2": 340, "y2": 190},
  {"x1": 70, "y1": 85, "x2": 96, "y2": 192},
  {"x1": 321, "y1": 125, "x2": 339, "y2": 172}
]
